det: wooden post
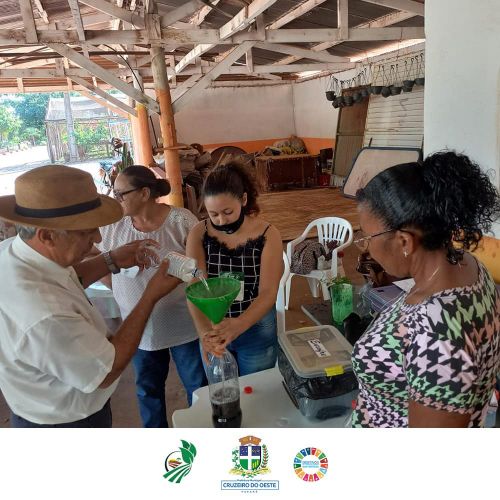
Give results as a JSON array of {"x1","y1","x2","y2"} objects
[
  {"x1": 129, "y1": 111, "x2": 141, "y2": 165},
  {"x1": 135, "y1": 104, "x2": 154, "y2": 168},
  {"x1": 63, "y1": 92, "x2": 79, "y2": 162},
  {"x1": 150, "y1": 45, "x2": 183, "y2": 207},
  {"x1": 132, "y1": 70, "x2": 154, "y2": 167}
]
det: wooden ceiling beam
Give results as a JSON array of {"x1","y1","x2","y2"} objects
[
  {"x1": 255, "y1": 42, "x2": 350, "y2": 63},
  {"x1": 188, "y1": 0, "x2": 221, "y2": 25},
  {"x1": 175, "y1": 0, "x2": 278, "y2": 76},
  {"x1": 337, "y1": 0, "x2": 349, "y2": 41},
  {"x1": 160, "y1": 0, "x2": 204, "y2": 27},
  {"x1": 33, "y1": 0, "x2": 49, "y2": 24},
  {"x1": 274, "y1": 10, "x2": 418, "y2": 65},
  {"x1": 19, "y1": 0, "x2": 38, "y2": 44},
  {"x1": 267, "y1": 0, "x2": 327, "y2": 29},
  {"x1": 67, "y1": 0, "x2": 86, "y2": 42},
  {"x1": 46, "y1": 42, "x2": 159, "y2": 113},
  {"x1": 174, "y1": 41, "x2": 256, "y2": 113},
  {"x1": 361, "y1": 0, "x2": 424, "y2": 16},
  {"x1": 0, "y1": 26, "x2": 424, "y2": 46},
  {"x1": 219, "y1": 0, "x2": 278, "y2": 40},
  {"x1": 77, "y1": 89, "x2": 130, "y2": 118},
  {"x1": 69, "y1": 76, "x2": 137, "y2": 116},
  {"x1": 78, "y1": 0, "x2": 146, "y2": 28}
]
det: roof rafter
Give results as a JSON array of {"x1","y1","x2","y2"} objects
[
  {"x1": 69, "y1": 75, "x2": 137, "y2": 116},
  {"x1": 255, "y1": 42, "x2": 350, "y2": 63},
  {"x1": 174, "y1": 41, "x2": 256, "y2": 113},
  {"x1": 76, "y1": 88, "x2": 129, "y2": 118},
  {"x1": 337, "y1": 0, "x2": 348, "y2": 41},
  {"x1": 274, "y1": 10, "x2": 418, "y2": 65},
  {"x1": 33, "y1": 0, "x2": 49, "y2": 24},
  {"x1": 267, "y1": 0, "x2": 327, "y2": 30},
  {"x1": 46, "y1": 42, "x2": 159, "y2": 113},
  {"x1": 361, "y1": 0, "x2": 424, "y2": 16},
  {"x1": 175, "y1": 0, "x2": 278, "y2": 75},
  {"x1": 78, "y1": 0, "x2": 146, "y2": 28},
  {"x1": 19, "y1": 0, "x2": 38, "y2": 44},
  {"x1": 0, "y1": 26, "x2": 425, "y2": 46}
]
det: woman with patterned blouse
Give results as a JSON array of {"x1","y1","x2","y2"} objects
[{"x1": 352, "y1": 151, "x2": 500, "y2": 427}]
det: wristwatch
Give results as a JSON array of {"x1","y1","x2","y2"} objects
[{"x1": 103, "y1": 251, "x2": 120, "y2": 274}]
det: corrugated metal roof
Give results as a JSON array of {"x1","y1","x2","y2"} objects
[
  {"x1": 0, "y1": 0, "x2": 425, "y2": 90},
  {"x1": 45, "y1": 96, "x2": 127, "y2": 121}
]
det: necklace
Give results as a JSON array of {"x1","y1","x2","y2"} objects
[{"x1": 405, "y1": 265, "x2": 441, "y2": 302}]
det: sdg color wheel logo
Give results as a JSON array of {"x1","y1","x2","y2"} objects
[
  {"x1": 293, "y1": 447, "x2": 328, "y2": 482},
  {"x1": 163, "y1": 440, "x2": 197, "y2": 484}
]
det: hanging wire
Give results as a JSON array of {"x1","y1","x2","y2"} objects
[{"x1": 103, "y1": 44, "x2": 159, "y2": 149}]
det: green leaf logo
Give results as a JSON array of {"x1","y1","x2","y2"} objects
[{"x1": 163, "y1": 441, "x2": 197, "y2": 484}]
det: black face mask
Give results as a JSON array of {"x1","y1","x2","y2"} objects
[{"x1": 211, "y1": 208, "x2": 245, "y2": 234}]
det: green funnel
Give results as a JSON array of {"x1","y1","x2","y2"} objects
[{"x1": 186, "y1": 277, "x2": 241, "y2": 324}]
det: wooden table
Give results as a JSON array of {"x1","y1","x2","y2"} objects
[{"x1": 255, "y1": 154, "x2": 318, "y2": 192}]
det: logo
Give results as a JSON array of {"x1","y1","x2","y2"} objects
[
  {"x1": 222, "y1": 436, "x2": 279, "y2": 492},
  {"x1": 163, "y1": 440, "x2": 197, "y2": 484},
  {"x1": 293, "y1": 447, "x2": 328, "y2": 482},
  {"x1": 230, "y1": 435, "x2": 269, "y2": 477}
]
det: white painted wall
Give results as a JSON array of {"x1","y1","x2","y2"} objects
[
  {"x1": 424, "y1": 0, "x2": 500, "y2": 234},
  {"x1": 174, "y1": 85, "x2": 295, "y2": 144},
  {"x1": 292, "y1": 75, "x2": 339, "y2": 139},
  {"x1": 425, "y1": 0, "x2": 500, "y2": 177}
]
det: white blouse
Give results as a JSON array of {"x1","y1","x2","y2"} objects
[{"x1": 97, "y1": 207, "x2": 199, "y2": 351}]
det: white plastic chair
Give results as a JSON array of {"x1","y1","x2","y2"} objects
[
  {"x1": 285, "y1": 217, "x2": 353, "y2": 310},
  {"x1": 276, "y1": 251, "x2": 290, "y2": 335}
]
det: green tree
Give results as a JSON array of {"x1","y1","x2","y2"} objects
[
  {"x1": 3, "y1": 92, "x2": 62, "y2": 145},
  {"x1": 0, "y1": 106, "x2": 21, "y2": 147},
  {"x1": 73, "y1": 122, "x2": 109, "y2": 157}
]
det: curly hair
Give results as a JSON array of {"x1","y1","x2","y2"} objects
[
  {"x1": 356, "y1": 150, "x2": 500, "y2": 264},
  {"x1": 121, "y1": 165, "x2": 170, "y2": 199},
  {"x1": 202, "y1": 161, "x2": 260, "y2": 215}
]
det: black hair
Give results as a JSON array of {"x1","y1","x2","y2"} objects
[
  {"x1": 202, "y1": 161, "x2": 260, "y2": 215},
  {"x1": 121, "y1": 165, "x2": 170, "y2": 199},
  {"x1": 356, "y1": 150, "x2": 500, "y2": 264}
]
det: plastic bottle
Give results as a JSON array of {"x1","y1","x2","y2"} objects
[
  {"x1": 164, "y1": 251, "x2": 204, "y2": 282},
  {"x1": 206, "y1": 350, "x2": 242, "y2": 428},
  {"x1": 124, "y1": 250, "x2": 204, "y2": 282}
]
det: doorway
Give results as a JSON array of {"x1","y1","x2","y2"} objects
[{"x1": 332, "y1": 91, "x2": 369, "y2": 182}]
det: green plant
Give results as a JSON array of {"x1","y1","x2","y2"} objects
[
  {"x1": 323, "y1": 275, "x2": 351, "y2": 288},
  {"x1": 73, "y1": 122, "x2": 108, "y2": 156}
]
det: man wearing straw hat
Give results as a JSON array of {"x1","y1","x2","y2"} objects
[{"x1": 0, "y1": 165, "x2": 180, "y2": 427}]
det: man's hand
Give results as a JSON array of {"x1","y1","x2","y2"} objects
[
  {"x1": 110, "y1": 239, "x2": 160, "y2": 270},
  {"x1": 143, "y1": 260, "x2": 181, "y2": 302}
]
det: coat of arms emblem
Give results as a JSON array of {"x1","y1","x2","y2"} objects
[{"x1": 230, "y1": 436, "x2": 270, "y2": 477}]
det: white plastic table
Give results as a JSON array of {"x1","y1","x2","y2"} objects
[
  {"x1": 172, "y1": 366, "x2": 351, "y2": 428},
  {"x1": 85, "y1": 281, "x2": 121, "y2": 319}
]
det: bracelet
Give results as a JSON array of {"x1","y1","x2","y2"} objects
[{"x1": 103, "y1": 251, "x2": 120, "y2": 274}]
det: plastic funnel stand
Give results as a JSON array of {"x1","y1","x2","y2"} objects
[{"x1": 186, "y1": 277, "x2": 241, "y2": 324}]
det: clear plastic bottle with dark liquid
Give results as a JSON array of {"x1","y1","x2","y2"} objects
[{"x1": 206, "y1": 350, "x2": 242, "y2": 428}]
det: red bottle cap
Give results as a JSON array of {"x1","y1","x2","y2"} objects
[{"x1": 243, "y1": 386, "x2": 253, "y2": 394}]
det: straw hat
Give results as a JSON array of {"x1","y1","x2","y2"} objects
[{"x1": 0, "y1": 164, "x2": 123, "y2": 230}]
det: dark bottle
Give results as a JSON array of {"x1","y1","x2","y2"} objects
[{"x1": 206, "y1": 350, "x2": 242, "y2": 428}]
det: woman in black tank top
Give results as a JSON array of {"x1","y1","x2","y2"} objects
[{"x1": 186, "y1": 162, "x2": 284, "y2": 376}]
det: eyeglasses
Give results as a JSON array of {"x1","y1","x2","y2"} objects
[
  {"x1": 353, "y1": 229, "x2": 396, "y2": 252},
  {"x1": 112, "y1": 187, "x2": 140, "y2": 202}
]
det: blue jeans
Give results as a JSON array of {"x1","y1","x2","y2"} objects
[
  {"x1": 227, "y1": 308, "x2": 278, "y2": 376},
  {"x1": 132, "y1": 339, "x2": 207, "y2": 428}
]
